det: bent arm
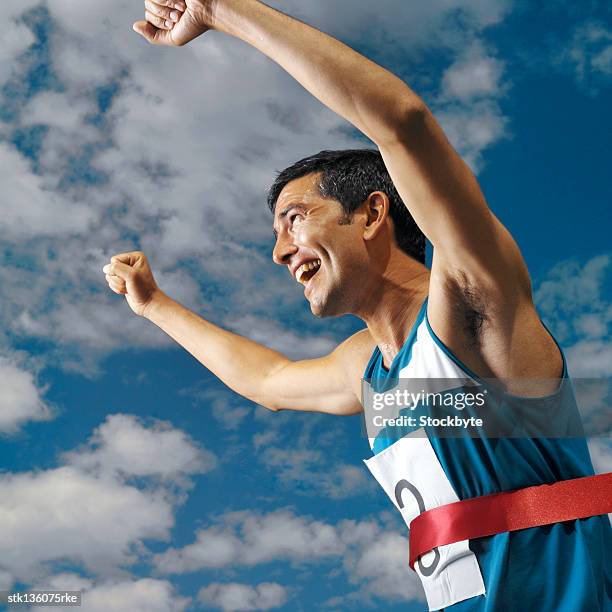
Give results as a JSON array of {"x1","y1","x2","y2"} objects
[{"x1": 144, "y1": 291, "x2": 365, "y2": 414}]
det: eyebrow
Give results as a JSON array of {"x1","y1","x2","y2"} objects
[{"x1": 272, "y1": 203, "x2": 306, "y2": 238}]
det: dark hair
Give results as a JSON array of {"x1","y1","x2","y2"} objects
[{"x1": 267, "y1": 149, "x2": 425, "y2": 263}]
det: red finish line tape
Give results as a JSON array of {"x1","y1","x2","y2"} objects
[{"x1": 409, "y1": 472, "x2": 612, "y2": 570}]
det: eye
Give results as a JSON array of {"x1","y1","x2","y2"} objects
[{"x1": 289, "y1": 213, "x2": 303, "y2": 225}]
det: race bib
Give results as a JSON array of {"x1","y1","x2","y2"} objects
[{"x1": 364, "y1": 430, "x2": 485, "y2": 610}]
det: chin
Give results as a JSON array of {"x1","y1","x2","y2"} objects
[
  {"x1": 309, "y1": 303, "x2": 329, "y2": 319},
  {"x1": 308, "y1": 290, "x2": 346, "y2": 319},
  {"x1": 307, "y1": 296, "x2": 326, "y2": 318}
]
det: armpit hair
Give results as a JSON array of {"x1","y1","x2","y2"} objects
[{"x1": 446, "y1": 271, "x2": 489, "y2": 345}]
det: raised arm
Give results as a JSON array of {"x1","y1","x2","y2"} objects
[
  {"x1": 133, "y1": 1, "x2": 562, "y2": 383},
  {"x1": 103, "y1": 251, "x2": 367, "y2": 414},
  {"x1": 134, "y1": 0, "x2": 531, "y2": 298}
]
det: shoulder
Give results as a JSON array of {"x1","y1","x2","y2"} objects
[
  {"x1": 331, "y1": 328, "x2": 377, "y2": 382},
  {"x1": 337, "y1": 328, "x2": 376, "y2": 355}
]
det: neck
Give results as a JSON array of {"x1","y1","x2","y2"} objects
[{"x1": 355, "y1": 251, "x2": 430, "y2": 368}]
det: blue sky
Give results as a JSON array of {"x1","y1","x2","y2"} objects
[{"x1": 0, "y1": 1, "x2": 611, "y2": 611}]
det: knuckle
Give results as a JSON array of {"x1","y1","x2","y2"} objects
[
  {"x1": 146, "y1": 1, "x2": 169, "y2": 17},
  {"x1": 145, "y1": 10, "x2": 163, "y2": 26}
]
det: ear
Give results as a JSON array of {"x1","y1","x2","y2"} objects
[{"x1": 362, "y1": 191, "x2": 390, "y2": 241}]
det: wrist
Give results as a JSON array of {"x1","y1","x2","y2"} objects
[
  {"x1": 211, "y1": 0, "x2": 262, "y2": 38},
  {"x1": 142, "y1": 289, "x2": 171, "y2": 321}
]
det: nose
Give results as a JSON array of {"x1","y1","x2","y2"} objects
[{"x1": 272, "y1": 232, "x2": 298, "y2": 266}]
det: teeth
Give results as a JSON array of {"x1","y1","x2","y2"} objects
[{"x1": 296, "y1": 259, "x2": 321, "y2": 284}]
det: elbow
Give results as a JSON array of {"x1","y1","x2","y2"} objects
[
  {"x1": 250, "y1": 392, "x2": 283, "y2": 413},
  {"x1": 264, "y1": 403, "x2": 282, "y2": 413},
  {"x1": 375, "y1": 97, "x2": 429, "y2": 148},
  {"x1": 395, "y1": 100, "x2": 429, "y2": 140}
]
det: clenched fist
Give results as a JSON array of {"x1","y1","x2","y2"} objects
[
  {"x1": 103, "y1": 251, "x2": 161, "y2": 317},
  {"x1": 133, "y1": 0, "x2": 220, "y2": 46}
]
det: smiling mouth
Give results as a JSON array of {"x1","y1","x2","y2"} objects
[{"x1": 296, "y1": 259, "x2": 321, "y2": 285}]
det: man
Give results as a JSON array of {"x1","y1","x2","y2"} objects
[{"x1": 103, "y1": 1, "x2": 611, "y2": 610}]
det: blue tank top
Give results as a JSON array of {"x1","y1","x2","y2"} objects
[{"x1": 363, "y1": 297, "x2": 612, "y2": 611}]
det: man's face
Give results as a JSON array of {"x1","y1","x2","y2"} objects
[{"x1": 272, "y1": 173, "x2": 368, "y2": 317}]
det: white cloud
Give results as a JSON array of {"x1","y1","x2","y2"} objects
[
  {"x1": 441, "y1": 43, "x2": 505, "y2": 102},
  {"x1": 0, "y1": 466, "x2": 173, "y2": 580},
  {"x1": 258, "y1": 445, "x2": 375, "y2": 499},
  {"x1": 250, "y1": 409, "x2": 377, "y2": 498},
  {"x1": 534, "y1": 255, "x2": 612, "y2": 376},
  {"x1": 0, "y1": 0, "x2": 514, "y2": 371},
  {"x1": 572, "y1": 378, "x2": 611, "y2": 438},
  {"x1": 235, "y1": 510, "x2": 344, "y2": 565},
  {"x1": 338, "y1": 521, "x2": 423, "y2": 602},
  {"x1": 81, "y1": 579, "x2": 189, "y2": 612},
  {"x1": 155, "y1": 509, "x2": 423, "y2": 604},
  {"x1": 278, "y1": 0, "x2": 510, "y2": 53},
  {"x1": 4, "y1": 247, "x2": 207, "y2": 372},
  {"x1": 0, "y1": 142, "x2": 95, "y2": 237},
  {"x1": 178, "y1": 385, "x2": 254, "y2": 432},
  {"x1": 435, "y1": 100, "x2": 507, "y2": 171},
  {"x1": 536, "y1": 255, "x2": 610, "y2": 323},
  {"x1": 258, "y1": 446, "x2": 323, "y2": 486},
  {"x1": 566, "y1": 340, "x2": 612, "y2": 378},
  {"x1": 4, "y1": 0, "x2": 41, "y2": 20},
  {"x1": 0, "y1": 355, "x2": 52, "y2": 433},
  {"x1": 563, "y1": 21, "x2": 612, "y2": 88},
  {"x1": 23, "y1": 91, "x2": 98, "y2": 133},
  {"x1": 0, "y1": 20, "x2": 35, "y2": 85},
  {"x1": 575, "y1": 312, "x2": 610, "y2": 338},
  {"x1": 0, "y1": 569, "x2": 14, "y2": 590},
  {"x1": 0, "y1": 414, "x2": 216, "y2": 582},
  {"x1": 433, "y1": 42, "x2": 509, "y2": 171},
  {"x1": 587, "y1": 439, "x2": 612, "y2": 475},
  {"x1": 154, "y1": 509, "x2": 343, "y2": 574},
  {"x1": 30, "y1": 299, "x2": 168, "y2": 351},
  {"x1": 225, "y1": 314, "x2": 338, "y2": 360},
  {"x1": 592, "y1": 45, "x2": 612, "y2": 74},
  {"x1": 198, "y1": 582, "x2": 287, "y2": 612},
  {"x1": 156, "y1": 527, "x2": 242, "y2": 572},
  {"x1": 31, "y1": 573, "x2": 190, "y2": 612},
  {"x1": 252, "y1": 429, "x2": 278, "y2": 450},
  {"x1": 587, "y1": 438, "x2": 612, "y2": 522},
  {"x1": 211, "y1": 402, "x2": 252, "y2": 431},
  {"x1": 52, "y1": 29, "x2": 124, "y2": 86},
  {"x1": 319, "y1": 464, "x2": 374, "y2": 500},
  {"x1": 63, "y1": 413, "x2": 216, "y2": 483}
]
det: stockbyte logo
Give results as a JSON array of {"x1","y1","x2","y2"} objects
[{"x1": 371, "y1": 412, "x2": 485, "y2": 430}]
